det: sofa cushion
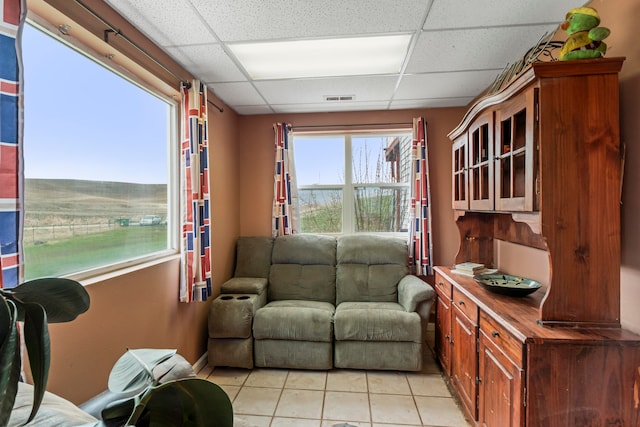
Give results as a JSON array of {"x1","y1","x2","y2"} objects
[
  {"x1": 269, "y1": 264, "x2": 336, "y2": 302},
  {"x1": 334, "y1": 302, "x2": 421, "y2": 342},
  {"x1": 253, "y1": 300, "x2": 335, "y2": 342},
  {"x1": 234, "y1": 236, "x2": 274, "y2": 278},
  {"x1": 336, "y1": 264, "x2": 406, "y2": 304},
  {"x1": 337, "y1": 234, "x2": 408, "y2": 265},
  {"x1": 269, "y1": 234, "x2": 337, "y2": 303},
  {"x1": 336, "y1": 235, "x2": 409, "y2": 305},
  {"x1": 271, "y1": 234, "x2": 336, "y2": 265}
]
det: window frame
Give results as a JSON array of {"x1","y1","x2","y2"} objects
[
  {"x1": 294, "y1": 129, "x2": 412, "y2": 237},
  {"x1": 22, "y1": 13, "x2": 181, "y2": 282}
]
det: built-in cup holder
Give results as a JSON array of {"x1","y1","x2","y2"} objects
[
  {"x1": 220, "y1": 295, "x2": 234, "y2": 300},
  {"x1": 237, "y1": 296, "x2": 250, "y2": 300}
]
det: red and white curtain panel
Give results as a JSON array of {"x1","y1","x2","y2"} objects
[
  {"x1": 0, "y1": 0, "x2": 26, "y2": 289},
  {"x1": 179, "y1": 80, "x2": 212, "y2": 302},
  {"x1": 272, "y1": 122, "x2": 298, "y2": 236},
  {"x1": 409, "y1": 117, "x2": 434, "y2": 276}
]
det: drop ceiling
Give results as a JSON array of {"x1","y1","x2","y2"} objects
[{"x1": 104, "y1": 0, "x2": 582, "y2": 115}]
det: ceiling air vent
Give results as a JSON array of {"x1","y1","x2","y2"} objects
[{"x1": 324, "y1": 95, "x2": 355, "y2": 102}]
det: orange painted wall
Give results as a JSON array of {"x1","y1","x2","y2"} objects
[
  {"x1": 46, "y1": 104, "x2": 241, "y2": 404},
  {"x1": 237, "y1": 108, "x2": 466, "y2": 268}
]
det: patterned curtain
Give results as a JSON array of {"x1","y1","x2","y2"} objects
[
  {"x1": 0, "y1": 0, "x2": 26, "y2": 289},
  {"x1": 272, "y1": 122, "x2": 298, "y2": 236},
  {"x1": 408, "y1": 117, "x2": 434, "y2": 276},
  {"x1": 179, "y1": 80, "x2": 212, "y2": 302}
]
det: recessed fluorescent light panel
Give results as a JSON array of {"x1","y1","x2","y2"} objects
[{"x1": 229, "y1": 34, "x2": 412, "y2": 80}]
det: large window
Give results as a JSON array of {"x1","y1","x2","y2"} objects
[
  {"x1": 21, "y1": 23, "x2": 176, "y2": 280},
  {"x1": 294, "y1": 131, "x2": 412, "y2": 235}
]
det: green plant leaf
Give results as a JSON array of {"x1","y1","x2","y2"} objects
[
  {"x1": 0, "y1": 299, "x2": 21, "y2": 427},
  {"x1": 0, "y1": 278, "x2": 89, "y2": 323},
  {"x1": 23, "y1": 302, "x2": 50, "y2": 424},
  {"x1": 108, "y1": 349, "x2": 177, "y2": 396},
  {"x1": 126, "y1": 378, "x2": 233, "y2": 427}
]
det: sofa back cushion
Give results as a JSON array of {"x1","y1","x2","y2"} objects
[
  {"x1": 234, "y1": 236, "x2": 274, "y2": 278},
  {"x1": 269, "y1": 234, "x2": 337, "y2": 303},
  {"x1": 336, "y1": 235, "x2": 409, "y2": 305}
]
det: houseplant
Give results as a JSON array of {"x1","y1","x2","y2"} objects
[
  {"x1": 102, "y1": 348, "x2": 233, "y2": 426},
  {"x1": 1, "y1": 280, "x2": 233, "y2": 426},
  {"x1": 0, "y1": 277, "x2": 90, "y2": 425}
]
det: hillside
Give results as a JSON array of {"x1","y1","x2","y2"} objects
[{"x1": 25, "y1": 178, "x2": 167, "y2": 225}]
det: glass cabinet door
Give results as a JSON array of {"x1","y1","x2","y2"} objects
[
  {"x1": 494, "y1": 89, "x2": 537, "y2": 211},
  {"x1": 469, "y1": 113, "x2": 494, "y2": 210},
  {"x1": 452, "y1": 135, "x2": 469, "y2": 210}
]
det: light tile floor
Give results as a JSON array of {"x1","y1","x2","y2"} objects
[{"x1": 198, "y1": 330, "x2": 472, "y2": 427}]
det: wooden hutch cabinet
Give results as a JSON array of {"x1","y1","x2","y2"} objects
[{"x1": 435, "y1": 57, "x2": 640, "y2": 427}]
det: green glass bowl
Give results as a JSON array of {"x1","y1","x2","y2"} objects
[{"x1": 473, "y1": 274, "x2": 542, "y2": 297}]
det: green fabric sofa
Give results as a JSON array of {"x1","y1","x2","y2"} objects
[{"x1": 209, "y1": 234, "x2": 435, "y2": 372}]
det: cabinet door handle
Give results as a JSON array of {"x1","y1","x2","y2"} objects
[
  {"x1": 459, "y1": 300, "x2": 465, "y2": 306},
  {"x1": 491, "y1": 330, "x2": 500, "y2": 338},
  {"x1": 445, "y1": 334, "x2": 450, "y2": 341}
]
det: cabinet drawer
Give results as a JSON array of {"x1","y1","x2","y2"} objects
[
  {"x1": 452, "y1": 287, "x2": 478, "y2": 324},
  {"x1": 434, "y1": 274, "x2": 452, "y2": 299},
  {"x1": 480, "y1": 310, "x2": 524, "y2": 366}
]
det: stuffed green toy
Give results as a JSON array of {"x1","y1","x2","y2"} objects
[{"x1": 559, "y1": 6, "x2": 610, "y2": 60}]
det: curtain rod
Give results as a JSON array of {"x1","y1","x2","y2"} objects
[
  {"x1": 290, "y1": 122, "x2": 412, "y2": 130},
  {"x1": 73, "y1": 0, "x2": 224, "y2": 113}
]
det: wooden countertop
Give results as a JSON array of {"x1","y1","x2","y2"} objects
[{"x1": 434, "y1": 266, "x2": 640, "y2": 345}]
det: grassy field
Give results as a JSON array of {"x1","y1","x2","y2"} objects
[
  {"x1": 23, "y1": 178, "x2": 168, "y2": 279},
  {"x1": 24, "y1": 225, "x2": 168, "y2": 280}
]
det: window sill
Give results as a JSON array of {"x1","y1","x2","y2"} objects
[{"x1": 71, "y1": 251, "x2": 180, "y2": 286}]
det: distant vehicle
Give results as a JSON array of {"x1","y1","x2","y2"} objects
[
  {"x1": 114, "y1": 217, "x2": 130, "y2": 227},
  {"x1": 140, "y1": 215, "x2": 162, "y2": 226}
]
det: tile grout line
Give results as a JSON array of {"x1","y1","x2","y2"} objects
[{"x1": 366, "y1": 371, "x2": 372, "y2": 426}]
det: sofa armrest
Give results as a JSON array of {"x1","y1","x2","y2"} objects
[
  {"x1": 398, "y1": 275, "x2": 435, "y2": 312},
  {"x1": 221, "y1": 277, "x2": 268, "y2": 295}
]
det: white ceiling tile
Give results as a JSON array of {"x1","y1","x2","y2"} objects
[
  {"x1": 105, "y1": 0, "x2": 217, "y2": 46},
  {"x1": 106, "y1": 0, "x2": 583, "y2": 115},
  {"x1": 394, "y1": 70, "x2": 498, "y2": 100},
  {"x1": 166, "y1": 44, "x2": 247, "y2": 83},
  {"x1": 271, "y1": 101, "x2": 390, "y2": 114},
  {"x1": 390, "y1": 98, "x2": 475, "y2": 110},
  {"x1": 423, "y1": 0, "x2": 582, "y2": 30},
  {"x1": 254, "y1": 76, "x2": 399, "y2": 105},
  {"x1": 234, "y1": 105, "x2": 275, "y2": 115},
  {"x1": 210, "y1": 82, "x2": 266, "y2": 106},
  {"x1": 188, "y1": 0, "x2": 428, "y2": 42},
  {"x1": 407, "y1": 24, "x2": 560, "y2": 74}
]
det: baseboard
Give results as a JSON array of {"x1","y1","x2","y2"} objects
[{"x1": 193, "y1": 352, "x2": 208, "y2": 373}]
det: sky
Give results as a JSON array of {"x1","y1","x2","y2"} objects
[
  {"x1": 294, "y1": 136, "x2": 344, "y2": 185},
  {"x1": 22, "y1": 24, "x2": 169, "y2": 184},
  {"x1": 293, "y1": 134, "x2": 410, "y2": 186}
]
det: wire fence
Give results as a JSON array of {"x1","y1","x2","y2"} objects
[{"x1": 23, "y1": 220, "x2": 142, "y2": 244}]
